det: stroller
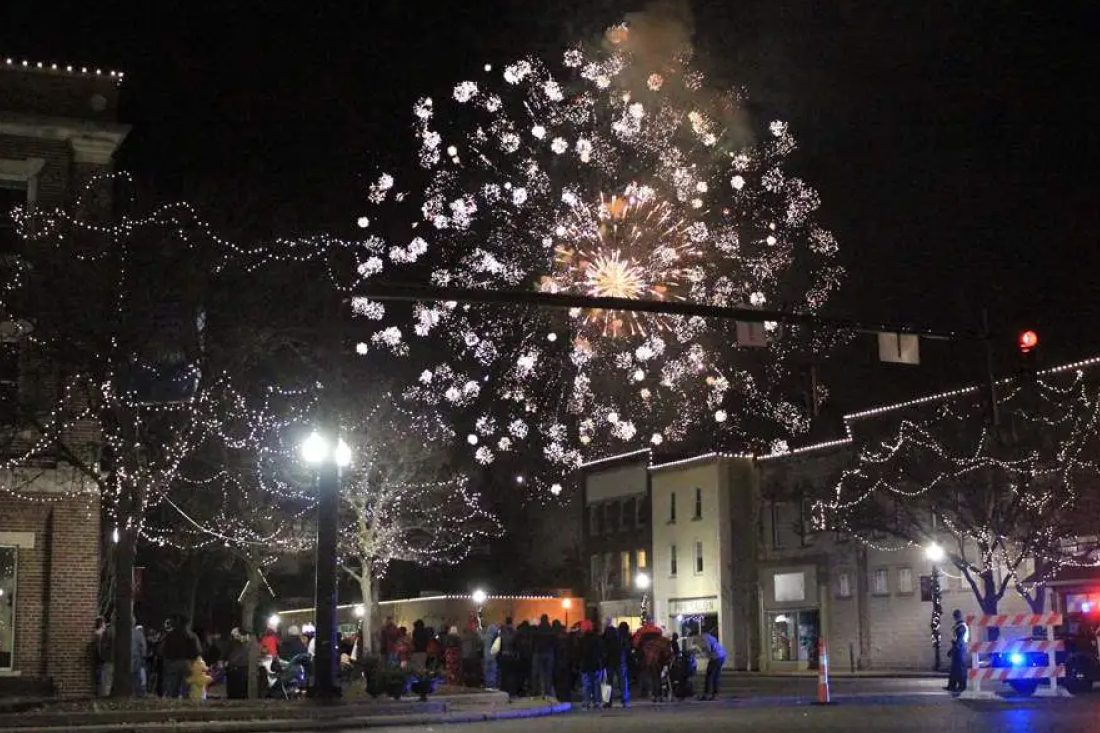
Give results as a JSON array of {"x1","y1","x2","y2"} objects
[
  {"x1": 669, "y1": 649, "x2": 697, "y2": 701},
  {"x1": 267, "y1": 652, "x2": 311, "y2": 698}
]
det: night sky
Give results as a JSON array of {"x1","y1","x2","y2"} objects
[{"x1": 2, "y1": 0, "x2": 1097, "y2": 409}]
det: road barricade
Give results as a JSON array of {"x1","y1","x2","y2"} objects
[{"x1": 961, "y1": 613, "x2": 1070, "y2": 699}]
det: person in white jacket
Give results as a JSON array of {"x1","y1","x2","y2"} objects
[{"x1": 696, "y1": 627, "x2": 726, "y2": 701}]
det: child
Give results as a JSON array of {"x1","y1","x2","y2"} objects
[{"x1": 186, "y1": 656, "x2": 212, "y2": 700}]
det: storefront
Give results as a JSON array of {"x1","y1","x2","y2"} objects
[
  {"x1": 668, "y1": 596, "x2": 720, "y2": 641},
  {"x1": 760, "y1": 564, "x2": 821, "y2": 671}
]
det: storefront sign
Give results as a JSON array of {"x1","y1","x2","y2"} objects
[{"x1": 669, "y1": 596, "x2": 718, "y2": 615}]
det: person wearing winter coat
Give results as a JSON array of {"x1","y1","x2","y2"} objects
[
  {"x1": 603, "y1": 619, "x2": 630, "y2": 707},
  {"x1": 158, "y1": 614, "x2": 202, "y2": 699},
  {"x1": 481, "y1": 623, "x2": 500, "y2": 689},
  {"x1": 696, "y1": 627, "x2": 727, "y2": 700},
  {"x1": 497, "y1": 617, "x2": 518, "y2": 696},
  {"x1": 577, "y1": 620, "x2": 605, "y2": 710},
  {"x1": 530, "y1": 615, "x2": 556, "y2": 698},
  {"x1": 443, "y1": 626, "x2": 463, "y2": 685}
]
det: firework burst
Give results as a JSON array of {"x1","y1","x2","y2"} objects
[{"x1": 350, "y1": 21, "x2": 844, "y2": 484}]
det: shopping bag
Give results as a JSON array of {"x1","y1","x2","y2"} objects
[{"x1": 600, "y1": 678, "x2": 612, "y2": 704}]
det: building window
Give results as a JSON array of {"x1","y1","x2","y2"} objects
[
  {"x1": 898, "y1": 567, "x2": 914, "y2": 594},
  {"x1": 694, "y1": 488, "x2": 702, "y2": 519},
  {"x1": 636, "y1": 495, "x2": 649, "y2": 527},
  {"x1": 0, "y1": 546, "x2": 15, "y2": 670},
  {"x1": 622, "y1": 497, "x2": 635, "y2": 531},
  {"x1": 590, "y1": 554, "x2": 601, "y2": 586},
  {"x1": 621, "y1": 551, "x2": 632, "y2": 586},
  {"x1": 836, "y1": 571, "x2": 852, "y2": 599},
  {"x1": 637, "y1": 548, "x2": 647, "y2": 571},
  {"x1": 872, "y1": 568, "x2": 889, "y2": 595},
  {"x1": 774, "y1": 571, "x2": 806, "y2": 602},
  {"x1": 589, "y1": 504, "x2": 600, "y2": 536},
  {"x1": 605, "y1": 552, "x2": 616, "y2": 587},
  {"x1": 606, "y1": 501, "x2": 620, "y2": 534},
  {"x1": 670, "y1": 545, "x2": 678, "y2": 576},
  {"x1": 669, "y1": 492, "x2": 677, "y2": 523},
  {"x1": 0, "y1": 343, "x2": 18, "y2": 425},
  {"x1": 694, "y1": 541, "x2": 704, "y2": 574},
  {"x1": 770, "y1": 501, "x2": 784, "y2": 549}
]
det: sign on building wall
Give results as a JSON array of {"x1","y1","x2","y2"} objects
[{"x1": 669, "y1": 596, "x2": 719, "y2": 615}]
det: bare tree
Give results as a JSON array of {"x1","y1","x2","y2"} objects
[
  {"x1": 337, "y1": 394, "x2": 500, "y2": 652},
  {"x1": 819, "y1": 366, "x2": 1100, "y2": 615}
]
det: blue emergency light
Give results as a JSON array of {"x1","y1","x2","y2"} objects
[{"x1": 1009, "y1": 652, "x2": 1026, "y2": 667}]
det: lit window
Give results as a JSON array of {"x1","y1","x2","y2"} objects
[
  {"x1": 621, "y1": 551, "x2": 632, "y2": 585},
  {"x1": 670, "y1": 545, "x2": 678, "y2": 576},
  {"x1": 637, "y1": 548, "x2": 647, "y2": 570},
  {"x1": 694, "y1": 541, "x2": 704, "y2": 574}
]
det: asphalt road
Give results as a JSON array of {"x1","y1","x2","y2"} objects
[{"x1": 320, "y1": 677, "x2": 1100, "y2": 733}]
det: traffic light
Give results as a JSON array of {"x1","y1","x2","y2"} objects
[
  {"x1": 1018, "y1": 330, "x2": 1039, "y2": 354},
  {"x1": 1018, "y1": 329, "x2": 1038, "y2": 378}
]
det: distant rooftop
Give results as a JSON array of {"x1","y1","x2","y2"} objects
[{"x1": 2, "y1": 56, "x2": 124, "y2": 84}]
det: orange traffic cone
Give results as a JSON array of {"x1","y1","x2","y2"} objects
[{"x1": 814, "y1": 637, "x2": 833, "y2": 705}]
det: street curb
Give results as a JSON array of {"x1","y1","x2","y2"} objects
[
  {"x1": 0, "y1": 702, "x2": 572, "y2": 733},
  {"x1": 722, "y1": 672, "x2": 947, "y2": 679}
]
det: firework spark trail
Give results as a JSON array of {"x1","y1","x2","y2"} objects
[{"x1": 348, "y1": 21, "x2": 844, "y2": 490}]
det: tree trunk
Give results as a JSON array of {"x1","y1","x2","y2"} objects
[
  {"x1": 358, "y1": 573, "x2": 377, "y2": 655},
  {"x1": 240, "y1": 562, "x2": 263, "y2": 635},
  {"x1": 185, "y1": 555, "x2": 201, "y2": 625},
  {"x1": 109, "y1": 527, "x2": 136, "y2": 697}
]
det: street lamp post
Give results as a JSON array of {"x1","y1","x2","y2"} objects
[
  {"x1": 472, "y1": 589, "x2": 487, "y2": 630},
  {"x1": 925, "y1": 542, "x2": 945, "y2": 672},
  {"x1": 635, "y1": 572, "x2": 650, "y2": 624},
  {"x1": 562, "y1": 598, "x2": 572, "y2": 629},
  {"x1": 302, "y1": 431, "x2": 352, "y2": 698}
]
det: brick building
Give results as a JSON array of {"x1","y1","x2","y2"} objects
[{"x1": 0, "y1": 58, "x2": 128, "y2": 696}]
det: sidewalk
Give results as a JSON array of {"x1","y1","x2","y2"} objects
[{"x1": 0, "y1": 692, "x2": 571, "y2": 733}]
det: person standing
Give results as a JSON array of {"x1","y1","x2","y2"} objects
[
  {"x1": 603, "y1": 620, "x2": 630, "y2": 708},
  {"x1": 92, "y1": 617, "x2": 110, "y2": 697},
  {"x1": 696, "y1": 626, "x2": 726, "y2": 700},
  {"x1": 945, "y1": 609, "x2": 969, "y2": 693},
  {"x1": 481, "y1": 623, "x2": 499, "y2": 689},
  {"x1": 531, "y1": 615, "x2": 556, "y2": 698},
  {"x1": 497, "y1": 617, "x2": 517, "y2": 697},
  {"x1": 578, "y1": 620, "x2": 604, "y2": 710},
  {"x1": 159, "y1": 614, "x2": 202, "y2": 698},
  {"x1": 131, "y1": 621, "x2": 148, "y2": 697},
  {"x1": 225, "y1": 628, "x2": 251, "y2": 699}
]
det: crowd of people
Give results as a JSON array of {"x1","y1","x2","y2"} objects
[
  {"x1": 373, "y1": 613, "x2": 727, "y2": 708},
  {"x1": 91, "y1": 610, "x2": 728, "y2": 705}
]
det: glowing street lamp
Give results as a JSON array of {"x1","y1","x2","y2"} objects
[
  {"x1": 299, "y1": 430, "x2": 353, "y2": 697},
  {"x1": 924, "y1": 542, "x2": 945, "y2": 563},
  {"x1": 562, "y1": 597, "x2": 572, "y2": 628},
  {"x1": 472, "y1": 588, "x2": 488, "y2": 629}
]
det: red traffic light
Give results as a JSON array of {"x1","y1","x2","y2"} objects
[{"x1": 1019, "y1": 330, "x2": 1039, "y2": 353}]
